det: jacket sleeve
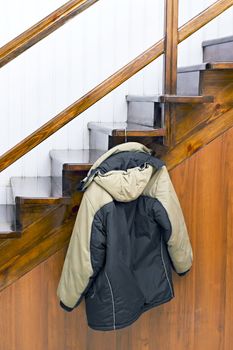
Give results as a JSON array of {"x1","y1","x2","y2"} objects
[
  {"x1": 57, "y1": 191, "x2": 106, "y2": 311},
  {"x1": 151, "y1": 166, "x2": 193, "y2": 275}
]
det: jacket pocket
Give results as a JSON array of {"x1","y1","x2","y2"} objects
[{"x1": 85, "y1": 270, "x2": 115, "y2": 328}]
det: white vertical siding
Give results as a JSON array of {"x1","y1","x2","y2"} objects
[{"x1": 0, "y1": 0, "x2": 233, "y2": 203}]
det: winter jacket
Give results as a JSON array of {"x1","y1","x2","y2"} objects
[{"x1": 57, "y1": 142, "x2": 193, "y2": 331}]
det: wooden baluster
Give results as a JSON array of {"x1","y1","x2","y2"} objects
[{"x1": 163, "y1": 0, "x2": 179, "y2": 147}]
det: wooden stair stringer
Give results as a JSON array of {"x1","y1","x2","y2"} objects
[
  {"x1": 165, "y1": 106, "x2": 233, "y2": 170},
  {"x1": 0, "y1": 198, "x2": 80, "y2": 292},
  {"x1": 175, "y1": 68, "x2": 233, "y2": 143}
]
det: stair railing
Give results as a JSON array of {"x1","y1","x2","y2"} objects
[
  {"x1": 0, "y1": 0, "x2": 232, "y2": 172},
  {"x1": 0, "y1": 0, "x2": 99, "y2": 68}
]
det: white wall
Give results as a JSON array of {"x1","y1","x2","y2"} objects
[{"x1": 0, "y1": 0, "x2": 233, "y2": 203}]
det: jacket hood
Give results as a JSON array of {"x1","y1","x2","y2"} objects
[{"x1": 78, "y1": 142, "x2": 164, "y2": 202}]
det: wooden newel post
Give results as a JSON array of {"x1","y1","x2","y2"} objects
[{"x1": 163, "y1": 0, "x2": 178, "y2": 147}]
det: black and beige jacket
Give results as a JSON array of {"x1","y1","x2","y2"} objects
[{"x1": 57, "y1": 142, "x2": 193, "y2": 331}]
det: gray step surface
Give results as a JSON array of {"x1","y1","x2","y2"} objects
[
  {"x1": 127, "y1": 95, "x2": 213, "y2": 126},
  {"x1": 10, "y1": 177, "x2": 63, "y2": 200},
  {"x1": 0, "y1": 204, "x2": 20, "y2": 238},
  {"x1": 50, "y1": 149, "x2": 105, "y2": 175},
  {"x1": 88, "y1": 122, "x2": 165, "y2": 150},
  {"x1": 177, "y1": 61, "x2": 233, "y2": 95}
]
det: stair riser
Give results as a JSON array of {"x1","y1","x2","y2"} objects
[
  {"x1": 63, "y1": 170, "x2": 88, "y2": 197},
  {"x1": 16, "y1": 203, "x2": 59, "y2": 230},
  {"x1": 203, "y1": 41, "x2": 233, "y2": 62},
  {"x1": 177, "y1": 71, "x2": 201, "y2": 96},
  {"x1": 89, "y1": 131, "x2": 165, "y2": 156},
  {"x1": 127, "y1": 102, "x2": 162, "y2": 127}
]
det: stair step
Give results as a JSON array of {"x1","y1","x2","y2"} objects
[
  {"x1": 88, "y1": 122, "x2": 165, "y2": 136},
  {"x1": 0, "y1": 204, "x2": 21, "y2": 238},
  {"x1": 10, "y1": 177, "x2": 71, "y2": 230},
  {"x1": 50, "y1": 149, "x2": 106, "y2": 196},
  {"x1": 88, "y1": 122, "x2": 165, "y2": 150},
  {"x1": 126, "y1": 94, "x2": 213, "y2": 103},
  {"x1": 202, "y1": 35, "x2": 233, "y2": 62},
  {"x1": 50, "y1": 149, "x2": 105, "y2": 175},
  {"x1": 10, "y1": 177, "x2": 67, "y2": 204},
  {"x1": 127, "y1": 95, "x2": 214, "y2": 127},
  {"x1": 177, "y1": 61, "x2": 233, "y2": 96},
  {"x1": 178, "y1": 62, "x2": 233, "y2": 73}
]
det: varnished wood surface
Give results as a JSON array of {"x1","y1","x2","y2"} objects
[
  {"x1": 11, "y1": 177, "x2": 71, "y2": 231},
  {"x1": 0, "y1": 0, "x2": 232, "y2": 173},
  {"x1": 174, "y1": 69, "x2": 233, "y2": 145},
  {"x1": 0, "y1": 0, "x2": 99, "y2": 68},
  {"x1": 88, "y1": 122, "x2": 166, "y2": 136},
  {"x1": 207, "y1": 62, "x2": 233, "y2": 69},
  {"x1": 0, "y1": 201, "x2": 78, "y2": 291},
  {"x1": 0, "y1": 127, "x2": 233, "y2": 349},
  {"x1": 163, "y1": 0, "x2": 178, "y2": 147},
  {"x1": 164, "y1": 0, "x2": 178, "y2": 95}
]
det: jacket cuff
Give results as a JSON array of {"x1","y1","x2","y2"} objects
[
  {"x1": 60, "y1": 300, "x2": 74, "y2": 312},
  {"x1": 177, "y1": 268, "x2": 190, "y2": 276}
]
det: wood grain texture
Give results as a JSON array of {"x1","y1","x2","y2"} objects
[
  {"x1": 0, "y1": 0, "x2": 100, "y2": 68},
  {"x1": 0, "y1": 200, "x2": 78, "y2": 291},
  {"x1": 0, "y1": 0, "x2": 232, "y2": 173},
  {"x1": 171, "y1": 69, "x2": 233, "y2": 156},
  {"x1": 1, "y1": 126, "x2": 233, "y2": 349},
  {"x1": 163, "y1": 0, "x2": 178, "y2": 146},
  {"x1": 88, "y1": 122, "x2": 165, "y2": 136}
]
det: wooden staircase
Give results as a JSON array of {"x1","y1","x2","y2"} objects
[{"x1": 0, "y1": 0, "x2": 233, "y2": 292}]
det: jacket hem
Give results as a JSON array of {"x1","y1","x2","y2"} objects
[
  {"x1": 60, "y1": 300, "x2": 74, "y2": 312},
  {"x1": 142, "y1": 294, "x2": 174, "y2": 312},
  {"x1": 87, "y1": 295, "x2": 174, "y2": 331},
  {"x1": 177, "y1": 268, "x2": 190, "y2": 276}
]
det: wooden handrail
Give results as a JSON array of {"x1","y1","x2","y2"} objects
[
  {"x1": 0, "y1": 0, "x2": 99, "y2": 68},
  {"x1": 0, "y1": 0, "x2": 232, "y2": 172}
]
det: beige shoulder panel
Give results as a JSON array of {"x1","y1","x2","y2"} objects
[{"x1": 57, "y1": 182, "x2": 112, "y2": 308}]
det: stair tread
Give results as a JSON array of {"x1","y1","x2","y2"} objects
[
  {"x1": 178, "y1": 62, "x2": 233, "y2": 73},
  {"x1": 126, "y1": 94, "x2": 214, "y2": 103},
  {"x1": 0, "y1": 204, "x2": 20, "y2": 237},
  {"x1": 11, "y1": 176, "x2": 63, "y2": 200},
  {"x1": 88, "y1": 122, "x2": 165, "y2": 136},
  {"x1": 50, "y1": 149, "x2": 105, "y2": 173},
  {"x1": 202, "y1": 35, "x2": 233, "y2": 47},
  {"x1": 50, "y1": 149, "x2": 105, "y2": 165}
]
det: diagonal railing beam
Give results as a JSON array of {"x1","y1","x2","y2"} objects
[
  {"x1": 0, "y1": 0, "x2": 232, "y2": 172},
  {"x1": 0, "y1": 0, "x2": 99, "y2": 68}
]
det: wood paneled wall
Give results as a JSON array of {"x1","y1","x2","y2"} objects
[{"x1": 0, "y1": 127, "x2": 233, "y2": 350}]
